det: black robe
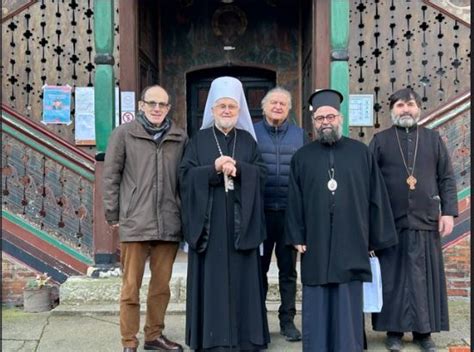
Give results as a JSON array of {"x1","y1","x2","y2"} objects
[
  {"x1": 285, "y1": 137, "x2": 398, "y2": 286},
  {"x1": 179, "y1": 127, "x2": 270, "y2": 351},
  {"x1": 369, "y1": 126, "x2": 458, "y2": 333}
]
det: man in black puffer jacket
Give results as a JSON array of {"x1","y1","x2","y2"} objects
[{"x1": 254, "y1": 87, "x2": 308, "y2": 342}]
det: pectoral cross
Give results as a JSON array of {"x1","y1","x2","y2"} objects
[{"x1": 406, "y1": 175, "x2": 417, "y2": 190}]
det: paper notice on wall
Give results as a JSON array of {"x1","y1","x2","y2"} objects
[
  {"x1": 349, "y1": 94, "x2": 374, "y2": 127},
  {"x1": 120, "y1": 91, "x2": 136, "y2": 124},
  {"x1": 115, "y1": 87, "x2": 120, "y2": 128},
  {"x1": 75, "y1": 87, "x2": 95, "y2": 145},
  {"x1": 42, "y1": 85, "x2": 72, "y2": 125}
]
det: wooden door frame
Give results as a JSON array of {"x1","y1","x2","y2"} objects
[
  {"x1": 119, "y1": 0, "x2": 139, "y2": 93},
  {"x1": 312, "y1": 0, "x2": 330, "y2": 89},
  {"x1": 118, "y1": 0, "x2": 331, "y2": 119}
]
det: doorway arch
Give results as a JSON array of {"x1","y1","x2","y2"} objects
[{"x1": 186, "y1": 66, "x2": 276, "y2": 138}]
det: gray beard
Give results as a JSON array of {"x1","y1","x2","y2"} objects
[
  {"x1": 215, "y1": 120, "x2": 236, "y2": 132},
  {"x1": 391, "y1": 112, "x2": 419, "y2": 128},
  {"x1": 314, "y1": 125, "x2": 342, "y2": 145}
]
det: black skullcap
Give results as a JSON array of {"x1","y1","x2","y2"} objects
[{"x1": 308, "y1": 89, "x2": 344, "y2": 111}]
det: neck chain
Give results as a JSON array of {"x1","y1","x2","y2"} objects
[
  {"x1": 212, "y1": 125, "x2": 237, "y2": 158},
  {"x1": 327, "y1": 148, "x2": 337, "y2": 194},
  {"x1": 212, "y1": 126, "x2": 237, "y2": 193},
  {"x1": 394, "y1": 126, "x2": 419, "y2": 190}
]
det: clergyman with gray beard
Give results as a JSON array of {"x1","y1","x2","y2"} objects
[{"x1": 370, "y1": 88, "x2": 458, "y2": 352}]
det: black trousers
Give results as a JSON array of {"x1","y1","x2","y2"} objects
[{"x1": 260, "y1": 209, "x2": 297, "y2": 324}]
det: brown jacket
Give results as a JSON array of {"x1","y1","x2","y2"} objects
[{"x1": 103, "y1": 119, "x2": 187, "y2": 242}]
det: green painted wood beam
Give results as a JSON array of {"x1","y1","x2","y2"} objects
[
  {"x1": 427, "y1": 101, "x2": 471, "y2": 129},
  {"x1": 3, "y1": 124, "x2": 95, "y2": 182},
  {"x1": 458, "y1": 187, "x2": 470, "y2": 201},
  {"x1": 330, "y1": 62, "x2": 349, "y2": 136},
  {"x1": 2, "y1": 210, "x2": 94, "y2": 265},
  {"x1": 330, "y1": 0, "x2": 349, "y2": 50},
  {"x1": 94, "y1": 0, "x2": 115, "y2": 153},
  {"x1": 94, "y1": 0, "x2": 114, "y2": 54},
  {"x1": 330, "y1": 0, "x2": 350, "y2": 136},
  {"x1": 94, "y1": 65, "x2": 115, "y2": 152}
]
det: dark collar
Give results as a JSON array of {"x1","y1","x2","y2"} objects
[
  {"x1": 394, "y1": 124, "x2": 418, "y2": 133},
  {"x1": 263, "y1": 117, "x2": 289, "y2": 134}
]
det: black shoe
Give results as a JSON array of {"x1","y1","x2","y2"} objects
[
  {"x1": 385, "y1": 336, "x2": 403, "y2": 351},
  {"x1": 413, "y1": 336, "x2": 437, "y2": 352},
  {"x1": 144, "y1": 335, "x2": 183, "y2": 351},
  {"x1": 279, "y1": 321, "x2": 302, "y2": 342}
]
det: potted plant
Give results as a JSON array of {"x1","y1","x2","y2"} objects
[{"x1": 23, "y1": 273, "x2": 53, "y2": 312}]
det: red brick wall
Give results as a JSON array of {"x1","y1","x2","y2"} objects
[
  {"x1": 2, "y1": 254, "x2": 37, "y2": 306},
  {"x1": 444, "y1": 236, "x2": 471, "y2": 298},
  {"x1": 2, "y1": 254, "x2": 60, "y2": 307}
]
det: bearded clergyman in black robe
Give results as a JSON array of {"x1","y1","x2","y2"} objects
[
  {"x1": 285, "y1": 89, "x2": 398, "y2": 352},
  {"x1": 369, "y1": 88, "x2": 458, "y2": 352},
  {"x1": 179, "y1": 76, "x2": 270, "y2": 351}
]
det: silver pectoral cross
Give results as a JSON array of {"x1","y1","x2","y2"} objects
[{"x1": 224, "y1": 174, "x2": 234, "y2": 192}]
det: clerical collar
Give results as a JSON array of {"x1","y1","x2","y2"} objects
[
  {"x1": 214, "y1": 124, "x2": 235, "y2": 137},
  {"x1": 394, "y1": 124, "x2": 418, "y2": 133},
  {"x1": 317, "y1": 136, "x2": 343, "y2": 147}
]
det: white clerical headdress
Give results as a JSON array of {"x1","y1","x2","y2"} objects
[{"x1": 201, "y1": 76, "x2": 256, "y2": 141}]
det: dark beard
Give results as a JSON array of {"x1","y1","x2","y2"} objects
[{"x1": 315, "y1": 126, "x2": 341, "y2": 145}]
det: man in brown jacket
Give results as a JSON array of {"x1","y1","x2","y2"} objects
[{"x1": 103, "y1": 85, "x2": 187, "y2": 352}]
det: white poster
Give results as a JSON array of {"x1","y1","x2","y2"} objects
[
  {"x1": 115, "y1": 87, "x2": 120, "y2": 128},
  {"x1": 74, "y1": 87, "x2": 95, "y2": 145},
  {"x1": 349, "y1": 94, "x2": 374, "y2": 127}
]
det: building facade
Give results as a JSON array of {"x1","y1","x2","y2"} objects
[{"x1": 1, "y1": 0, "x2": 470, "y2": 304}]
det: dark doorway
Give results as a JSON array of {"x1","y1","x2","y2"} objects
[{"x1": 186, "y1": 67, "x2": 276, "y2": 138}]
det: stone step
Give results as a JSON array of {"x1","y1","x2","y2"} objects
[
  {"x1": 59, "y1": 262, "x2": 303, "y2": 310},
  {"x1": 52, "y1": 301, "x2": 303, "y2": 316}
]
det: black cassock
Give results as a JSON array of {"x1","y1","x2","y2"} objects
[
  {"x1": 285, "y1": 137, "x2": 397, "y2": 351},
  {"x1": 179, "y1": 127, "x2": 270, "y2": 351},
  {"x1": 285, "y1": 137, "x2": 398, "y2": 285},
  {"x1": 369, "y1": 126, "x2": 458, "y2": 333}
]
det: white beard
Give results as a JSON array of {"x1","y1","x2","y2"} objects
[{"x1": 215, "y1": 120, "x2": 236, "y2": 132}]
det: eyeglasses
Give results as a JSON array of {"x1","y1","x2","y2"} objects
[
  {"x1": 142, "y1": 100, "x2": 170, "y2": 110},
  {"x1": 312, "y1": 114, "x2": 340, "y2": 123},
  {"x1": 213, "y1": 103, "x2": 239, "y2": 112}
]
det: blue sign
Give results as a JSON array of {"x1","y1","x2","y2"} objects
[{"x1": 42, "y1": 85, "x2": 72, "y2": 125}]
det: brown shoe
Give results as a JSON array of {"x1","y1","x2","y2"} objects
[
  {"x1": 123, "y1": 348, "x2": 137, "y2": 352},
  {"x1": 144, "y1": 335, "x2": 183, "y2": 351}
]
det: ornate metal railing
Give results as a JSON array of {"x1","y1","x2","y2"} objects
[{"x1": 2, "y1": 104, "x2": 95, "y2": 262}]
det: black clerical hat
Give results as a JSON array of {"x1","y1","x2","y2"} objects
[{"x1": 308, "y1": 89, "x2": 344, "y2": 111}]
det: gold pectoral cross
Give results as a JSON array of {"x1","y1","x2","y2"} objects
[{"x1": 406, "y1": 175, "x2": 417, "y2": 190}]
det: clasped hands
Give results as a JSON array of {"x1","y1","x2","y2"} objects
[{"x1": 215, "y1": 155, "x2": 237, "y2": 177}]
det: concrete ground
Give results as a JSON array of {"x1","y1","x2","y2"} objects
[{"x1": 2, "y1": 300, "x2": 470, "y2": 352}]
